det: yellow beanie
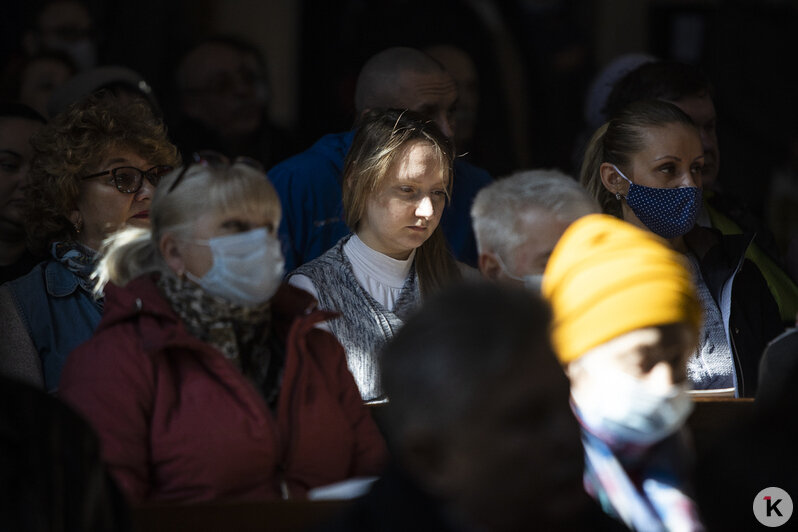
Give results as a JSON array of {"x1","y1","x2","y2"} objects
[{"x1": 542, "y1": 214, "x2": 702, "y2": 364}]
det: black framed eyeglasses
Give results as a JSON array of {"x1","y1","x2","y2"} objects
[
  {"x1": 82, "y1": 165, "x2": 174, "y2": 194},
  {"x1": 166, "y1": 150, "x2": 264, "y2": 194}
]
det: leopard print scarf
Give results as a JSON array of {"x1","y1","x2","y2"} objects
[{"x1": 157, "y1": 274, "x2": 283, "y2": 407}]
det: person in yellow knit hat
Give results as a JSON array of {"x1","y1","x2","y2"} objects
[{"x1": 543, "y1": 213, "x2": 705, "y2": 532}]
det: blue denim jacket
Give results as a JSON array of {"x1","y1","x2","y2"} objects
[{"x1": 6, "y1": 260, "x2": 102, "y2": 392}]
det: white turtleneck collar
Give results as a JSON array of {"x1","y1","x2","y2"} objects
[
  {"x1": 344, "y1": 234, "x2": 415, "y2": 289},
  {"x1": 342, "y1": 234, "x2": 415, "y2": 310},
  {"x1": 287, "y1": 234, "x2": 417, "y2": 314}
]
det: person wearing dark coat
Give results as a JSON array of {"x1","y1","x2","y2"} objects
[{"x1": 323, "y1": 283, "x2": 619, "y2": 531}]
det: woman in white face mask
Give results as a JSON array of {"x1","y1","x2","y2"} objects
[
  {"x1": 542, "y1": 213, "x2": 704, "y2": 531},
  {"x1": 58, "y1": 153, "x2": 387, "y2": 504}
]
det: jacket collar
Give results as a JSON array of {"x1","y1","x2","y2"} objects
[
  {"x1": 99, "y1": 274, "x2": 338, "y2": 351},
  {"x1": 44, "y1": 261, "x2": 81, "y2": 297},
  {"x1": 683, "y1": 225, "x2": 755, "y2": 306},
  {"x1": 684, "y1": 225, "x2": 754, "y2": 270}
]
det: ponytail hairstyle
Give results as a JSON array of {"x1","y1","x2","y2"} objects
[
  {"x1": 93, "y1": 162, "x2": 281, "y2": 295},
  {"x1": 579, "y1": 99, "x2": 696, "y2": 218},
  {"x1": 343, "y1": 108, "x2": 461, "y2": 296}
]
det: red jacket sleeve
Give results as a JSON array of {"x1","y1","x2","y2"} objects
[
  {"x1": 58, "y1": 326, "x2": 154, "y2": 503},
  {"x1": 307, "y1": 328, "x2": 388, "y2": 476}
]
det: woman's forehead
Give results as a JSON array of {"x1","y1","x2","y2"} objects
[{"x1": 386, "y1": 142, "x2": 447, "y2": 180}]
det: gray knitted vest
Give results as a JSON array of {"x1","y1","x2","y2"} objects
[{"x1": 288, "y1": 235, "x2": 420, "y2": 400}]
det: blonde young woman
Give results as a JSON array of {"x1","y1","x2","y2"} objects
[
  {"x1": 59, "y1": 155, "x2": 386, "y2": 503},
  {"x1": 288, "y1": 109, "x2": 462, "y2": 401}
]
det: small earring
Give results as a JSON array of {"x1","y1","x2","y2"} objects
[
  {"x1": 73, "y1": 220, "x2": 82, "y2": 233},
  {"x1": 615, "y1": 192, "x2": 622, "y2": 201}
]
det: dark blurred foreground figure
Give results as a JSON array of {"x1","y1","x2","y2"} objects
[
  {"x1": 323, "y1": 283, "x2": 620, "y2": 532},
  {"x1": 0, "y1": 376, "x2": 129, "y2": 532}
]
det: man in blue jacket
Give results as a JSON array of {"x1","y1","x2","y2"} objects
[{"x1": 268, "y1": 47, "x2": 493, "y2": 272}]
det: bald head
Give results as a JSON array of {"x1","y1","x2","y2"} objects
[{"x1": 355, "y1": 47, "x2": 458, "y2": 141}]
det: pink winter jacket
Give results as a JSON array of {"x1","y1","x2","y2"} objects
[{"x1": 59, "y1": 275, "x2": 387, "y2": 504}]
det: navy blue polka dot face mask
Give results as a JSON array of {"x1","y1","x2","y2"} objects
[{"x1": 612, "y1": 165, "x2": 702, "y2": 239}]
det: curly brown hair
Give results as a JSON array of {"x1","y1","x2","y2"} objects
[{"x1": 25, "y1": 93, "x2": 181, "y2": 254}]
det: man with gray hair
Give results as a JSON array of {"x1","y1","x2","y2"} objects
[
  {"x1": 268, "y1": 46, "x2": 493, "y2": 272},
  {"x1": 471, "y1": 169, "x2": 598, "y2": 286}
]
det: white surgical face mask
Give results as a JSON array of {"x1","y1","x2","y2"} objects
[
  {"x1": 572, "y1": 369, "x2": 693, "y2": 447},
  {"x1": 185, "y1": 227, "x2": 284, "y2": 306},
  {"x1": 494, "y1": 253, "x2": 544, "y2": 293}
]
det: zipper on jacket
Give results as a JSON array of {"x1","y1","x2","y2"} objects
[
  {"x1": 273, "y1": 321, "x2": 306, "y2": 502},
  {"x1": 715, "y1": 234, "x2": 753, "y2": 398},
  {"x1": 727, "y1": 237, "x2": 754, "y2": 397},
  {"x1": 729, "y1": 324, "x2": 745, "y2": 396}
]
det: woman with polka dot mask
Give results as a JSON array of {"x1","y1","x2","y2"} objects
[
  {"x1": 581, "y1": 99, "x2": 703, "y2": 244},
  {"x1": 579, "y1": 99, "x2": 783, "y2": 397}
]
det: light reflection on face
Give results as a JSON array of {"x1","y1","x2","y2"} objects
[
  {"x1": 567, "y1": 324, "x2": 697, "y2": 398},
  {"x1": 357, "y1": 141, "x2": 448, "y2": 260}
]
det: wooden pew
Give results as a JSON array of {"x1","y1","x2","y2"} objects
[
  {"x1": 131, "y1": 499, "x2": 349, "y2": 532},
  {"x1": 686, "y1": 397, "x2": 754, "y2": 456},
  {"x1": 129, "y1": 399, "x2": 753, "y2": 531}
]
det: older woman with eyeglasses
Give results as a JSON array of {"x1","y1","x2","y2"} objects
[
  {"x1": 0, "y1": 94, "x2": 180, "y2": 392},
  {"x1": 58, "y1": 153, "x2": 387, "y2": 504}
]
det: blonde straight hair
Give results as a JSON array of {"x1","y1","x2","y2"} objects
[{"x1": 343, "y1": 109, "x2": 461, "y2": 295}]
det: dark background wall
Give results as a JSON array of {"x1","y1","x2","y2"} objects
[{"x1": 2, "y1": 0, "x2": 797, "y2": 218}]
